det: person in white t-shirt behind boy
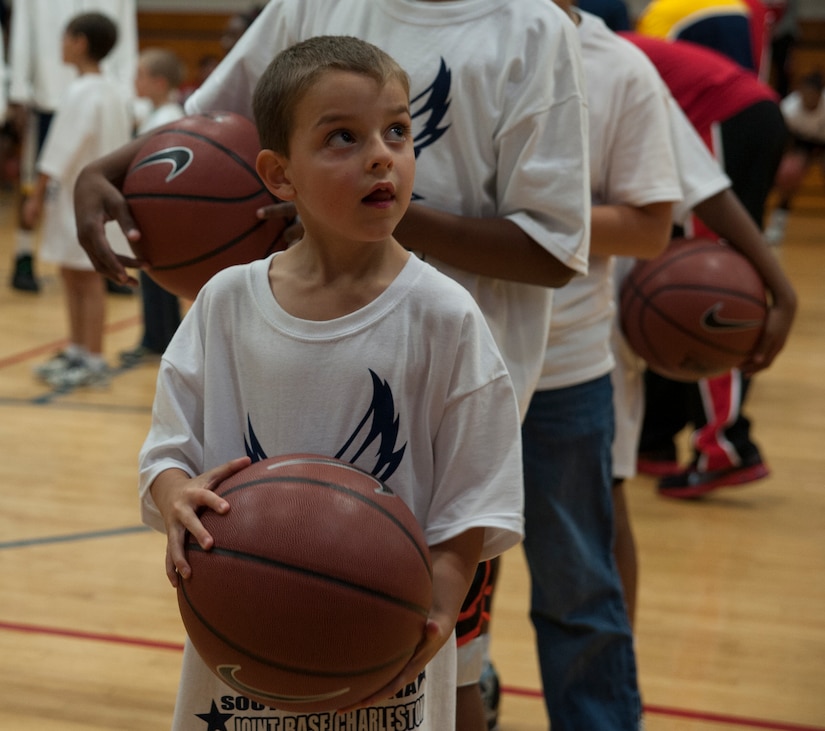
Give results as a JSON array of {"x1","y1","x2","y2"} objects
[{"x1": 517, "y1": 3, "x2": 679, "y2": 728}]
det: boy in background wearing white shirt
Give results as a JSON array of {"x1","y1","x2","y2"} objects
[
  {"x1": 22, "y1": 12, "x2": 133, "y2": 389},
  {"x1": 7, "y1": 0, "x2": 136, "y2": 292},
  {"x1": 119, "y1": 48, "x2": 187, "y2": 368}
]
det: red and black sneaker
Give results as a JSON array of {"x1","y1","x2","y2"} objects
[{"x1": 658, "y1": 455, "x2": 769, "y2": 499}]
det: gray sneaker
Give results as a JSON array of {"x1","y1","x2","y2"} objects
[
  {"x1": 34, "y1": 352, "x2": 77, "y2": 381},
  {"x1": 46, "y1": 361, "x2": 110, "y2": 389},
  {"x1": 479, "y1": 660, "x2": 500, "y2": 731}
]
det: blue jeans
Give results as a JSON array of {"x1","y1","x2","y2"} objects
[{"x1": 522, "y1": 376, "x2": 641, "y2": 730}]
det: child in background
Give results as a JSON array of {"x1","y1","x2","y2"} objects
[
  {"x1": 623, "y1": 33, "x2": 787, "y2": 496},
  {"x1": 766, "y1": 70, "x2": 825, "y2": 245},
  {"x1": 612, "y1": 95, "x2": 796, "y2": 621},
  {"x1": 23, "y1": 12, "x2": 133, "y2": 388},
  {"x1": 7, "y1": 0, "x2": 137, "y2": 292},
  {"x1": 139, "y1": 35, "x2": 524, "y2": 731},
  {"x1": 120, "y1": 48, "x2": 186, "y2": 367},
  {"x1": 516, "y1": 3, "x2": 680, "y2": 728}
]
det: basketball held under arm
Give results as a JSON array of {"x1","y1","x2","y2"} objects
[
  {"x1": 75, "y1": 116, "x2": 203, "y2": 286},
  {"x1": 394, "y1": 203, "x2": 577, "y2": 288}
]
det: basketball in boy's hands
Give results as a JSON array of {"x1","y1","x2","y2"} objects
[
  {"x1": 177, "y1": 454, "x2": 433, "y2": 713},
  {"x1": 122, "y1": 111, "x2": 286, "y2": 300},
  {"x1": 620, "y1": 237, "x2": 768, "y2": 382}
]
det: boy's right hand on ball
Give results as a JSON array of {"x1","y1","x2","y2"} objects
[{"x1": 150, "y1": 457, "x2": 251, "y2": 586}]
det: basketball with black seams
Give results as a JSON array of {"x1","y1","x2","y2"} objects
[
  {"x1": 620, "y1": 237, "x2": 768, "y2": 382},
  {"x1": 122, "y1": 111, "x2": 286, "y2": 300},
  {"x1": 177, "y1": 454, "x2": 433, "y2": 713}
]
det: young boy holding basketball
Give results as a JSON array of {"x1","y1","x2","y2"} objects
[
  {"x1": 138, "y1": 35, "x2": 524, "y2": 731},
  {"x1": 76, "y1": 3, "x2": 590, "y2": 727}
]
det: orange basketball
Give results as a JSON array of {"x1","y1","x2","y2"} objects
[
  {"x1": 620, "y1": 238, "x2": 768, "y2": 381},
  {"x1": 122, "y1": 111, "x2": 286, "y2": 300},
  {"x1": 177, "y1": 454, "x2": 433, "y2": 713}
]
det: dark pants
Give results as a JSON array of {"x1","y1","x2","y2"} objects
[{"x1": 139, "y1": 270, "x2": 181, "y2": 353}]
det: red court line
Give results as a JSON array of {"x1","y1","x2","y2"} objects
[
  {"x1": 1, "y1": 620, "x2": 821, "y2": 731},
  {"x1": 0, "y1": 619, "x2": 184, "y2": 653},
  {"x1": 0, "y1": 315, "x2": 141, "y2": 370}
]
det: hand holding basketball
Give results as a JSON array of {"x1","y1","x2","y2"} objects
[
  {"x1": 176, "y1": 454, "x2": 433, "y2": 712},
  {"x1": 150, "y1": 456, "x2": 250, "y2": 586},
  {"x1": 620, "y1": 237, "x2": 768, "y2": 381},
  {"x1": 122, "y1": 111, "x2": 288, "y2": 299}
]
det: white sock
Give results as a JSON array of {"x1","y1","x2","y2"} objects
[
  {"x1": 64, "y1": 343, "x2": 86, "y2": 361},
  {"x1": 15, "y1": 230, "x2": 35, "y2": 257},
  {"x1": 84, "y1": 354, "x2": 108, "y2": 372}
]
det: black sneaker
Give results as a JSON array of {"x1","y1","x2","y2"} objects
[
  {"x1": 479, "y1": 660, "x2": 500, "y2": 731},
  {"x1": 106, "y1": 278, "x2": 136, "y2": 295},
  {"x1": 658, "y1": 454, "x2": 769, "y2": 499},
  {"x1": 119, "y1": 345, "x2": 163, "y2": 367},
  {"x1": 11, "y1": 254, "x2": 39, "y2": 292}
]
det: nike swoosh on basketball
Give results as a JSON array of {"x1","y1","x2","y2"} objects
[
  {"x1": 218, "y1": 665, "x2": 350, "y2": 705},
  {"x1": 130, "y1": 146, "x2": 193, "y2": 182},
  {"x1": 701, "y1": 303, "x2": 762, "y2": 331}
]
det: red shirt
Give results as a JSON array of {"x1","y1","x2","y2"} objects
[{"x1": 621, "y1": 33, "x2": 778, "y2": 145}]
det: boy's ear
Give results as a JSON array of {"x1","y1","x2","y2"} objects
[{"x1": 256, "y1": 149, "x2": 295, "y2": 201}]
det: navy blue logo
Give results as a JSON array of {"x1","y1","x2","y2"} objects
[
  {"x1": 412, "y1": 59, "x2": 452, "y2": 159},
  {"x1": 244, "y1": 369, "x2": 406, "y2": 482}
]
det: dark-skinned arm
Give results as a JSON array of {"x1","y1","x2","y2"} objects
[
  {"x1": 393, "y1": 201, "x2": 578, "y2": 288},
  {"x1": 693, "y1": 189, "x2": 797, "y2": 372}
]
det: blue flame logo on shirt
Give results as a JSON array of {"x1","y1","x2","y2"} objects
[
  {"x1": 412, "y1": 59, "x2": 452, "y2": 159},
  {"x1": 244, "y1": 369, "x2": 406, "y2": 482},
  {"x1": 409, "y1": 59, "x2": 452, "y2": 202}
]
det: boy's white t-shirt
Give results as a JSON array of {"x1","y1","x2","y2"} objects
[
  {"x1": 537, "y1": 11, "x2": 681, "y2": 391},
  {"x1": 36, "y1": 74, "x2": 133, "y2": 269},
  {"x1": 185, "y1": 0, "x2": 591, "y2": 419},
  {"x1": 140, "y1": 254, "x2": 525, "y2": 730}
]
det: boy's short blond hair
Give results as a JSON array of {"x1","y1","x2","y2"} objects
[
  {"x1": 139, "y1": 47, "x2": 185, "y2": 89},
  {"x1": 252, "y1": 35, "x2": 410, "y2": 155}
]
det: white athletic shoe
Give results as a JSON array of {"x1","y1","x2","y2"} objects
[
  {"x1": 765, "y1": 208, "x2": 788, "y2": 246},
  {"x1": 46, "y1": 361, "x2": 110, "y2": 389},
  {"x1": 33, "y1": 352, "x2": 78, "y2": 381}
]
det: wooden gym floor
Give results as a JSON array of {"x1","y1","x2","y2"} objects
[{"x1": 0, "y1": 188, "x2": 823, "y2": 730}]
